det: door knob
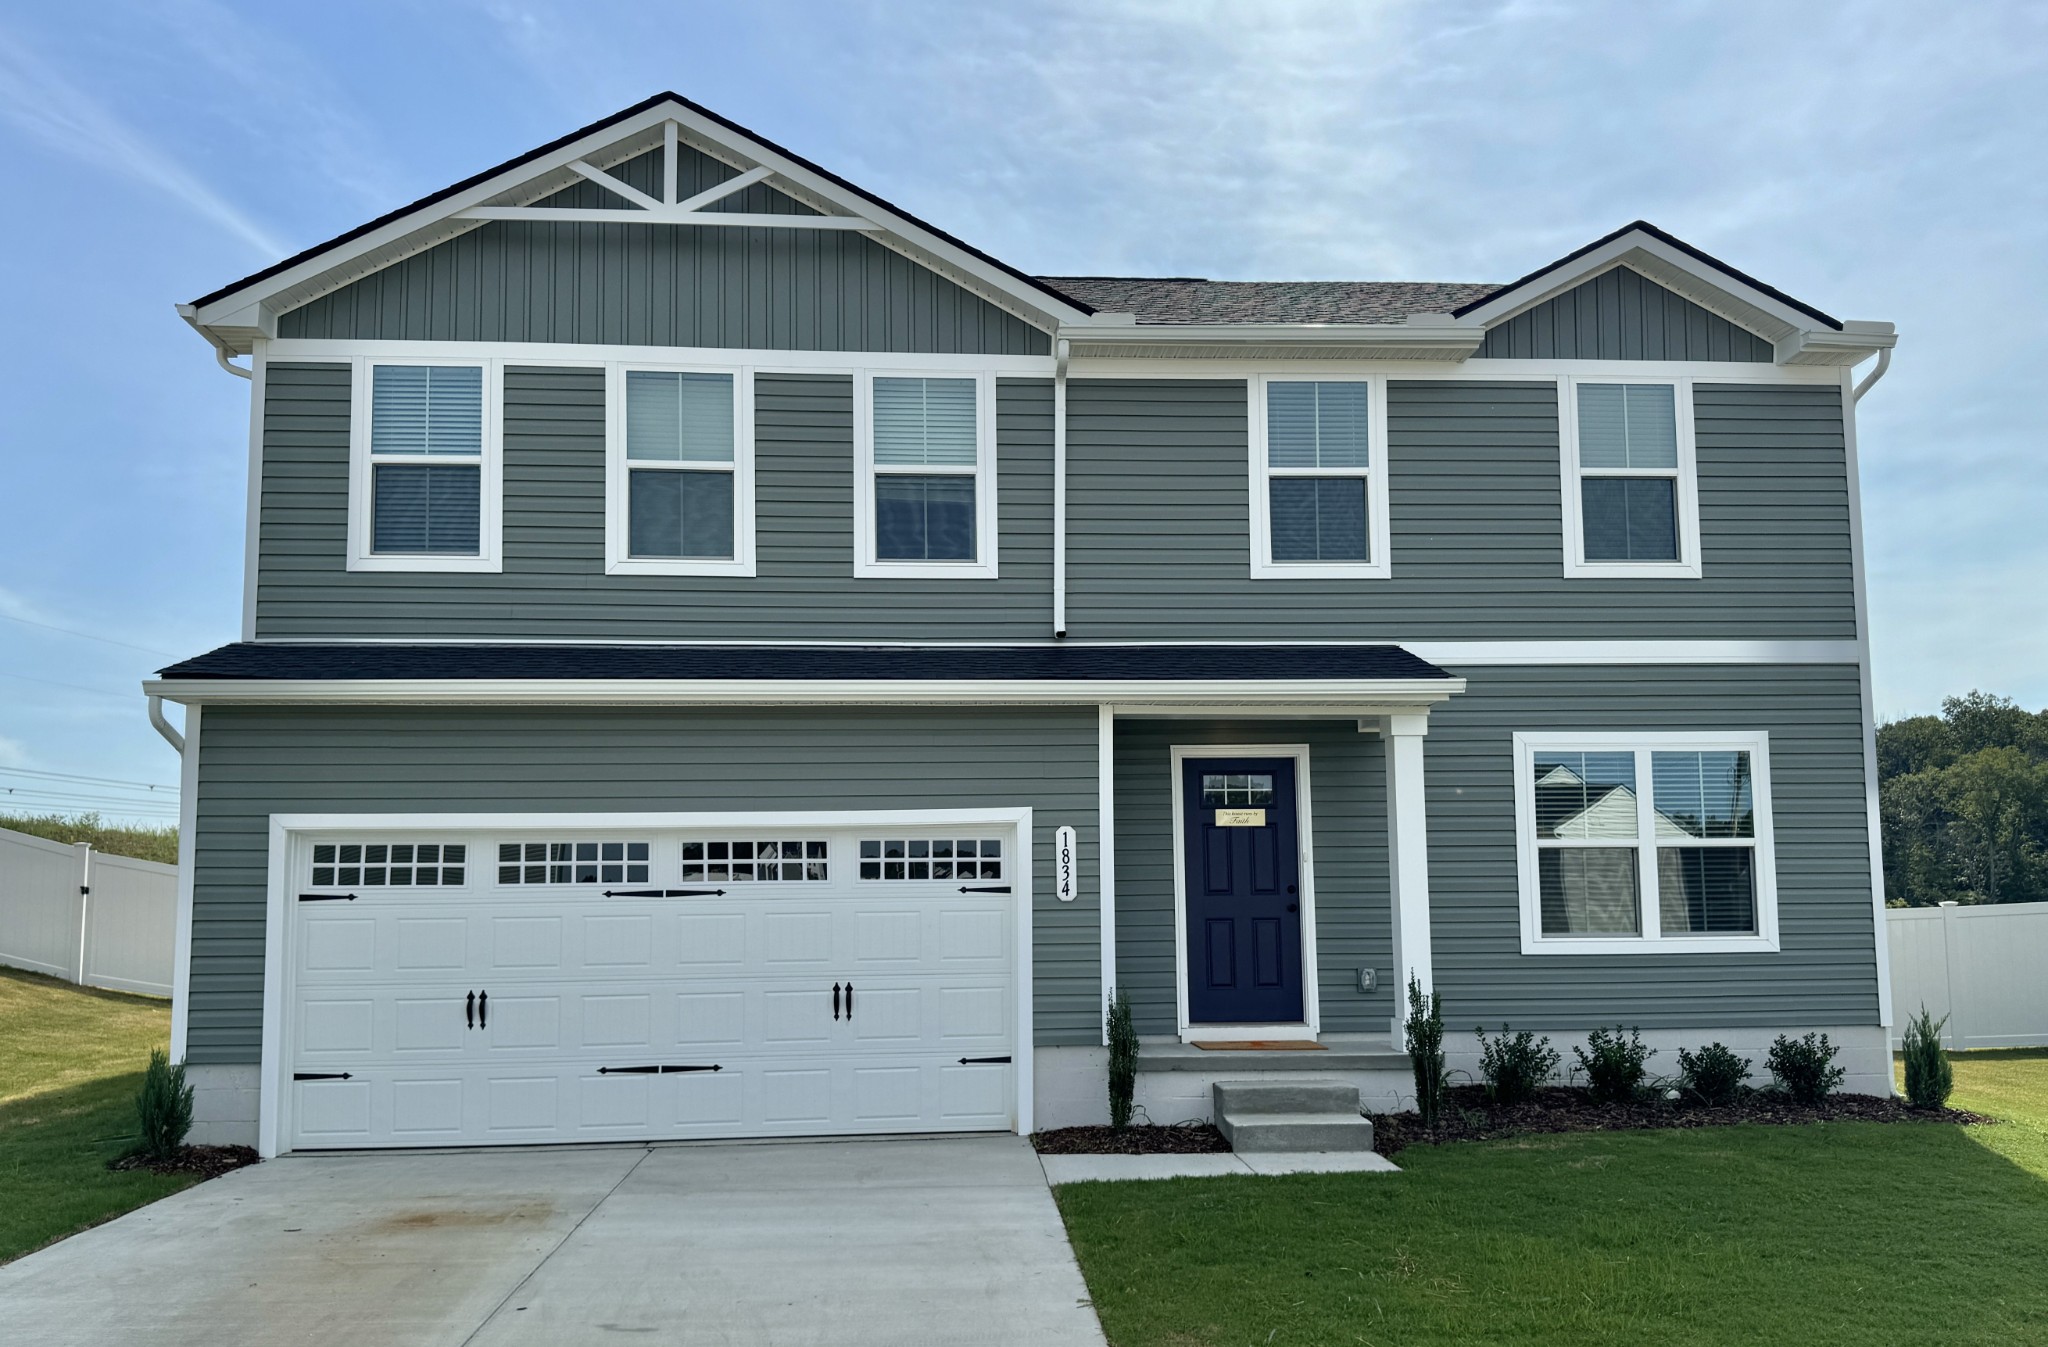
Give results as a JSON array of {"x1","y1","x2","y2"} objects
[{"x1": 1287, "y1": 903, "x2": 1298, "y2": 913}]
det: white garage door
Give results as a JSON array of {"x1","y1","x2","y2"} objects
[{"x1": 284, "y1": 823, "x2": 1018, "y2": 1150}]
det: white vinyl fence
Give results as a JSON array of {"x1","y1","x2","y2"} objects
[
  {"x1": 1888, "y1": 900, "x2": 2048, "y2": 1049},
  {"x1": 0, "y1": 825, "x2": 176, "y2": 996}
]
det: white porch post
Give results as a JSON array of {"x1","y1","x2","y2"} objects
[
  {"x1": 1098, "y1": 703, "x2": 1116, "y2": 1044},
  {"x1": 1382, "y1": 712, "x2": 1435, "y2": 1042}
]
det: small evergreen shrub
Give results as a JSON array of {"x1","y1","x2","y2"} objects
[
  {"x1": 1900, "y1": 1006, "x2": 1954, "y2": 1110},
  {"x1": 1106, "y1": 987, "x2": 1138, "y2": 1130},
  {"x1": 1404, "y1": 973, "x2": 1447, "y2": 1128},
  {"x1": 135, "y1": 1048, "x2": 194, "y2": 1162},
  {"x1": 1573, "y1": 1026, "x2": 1654, "y2": 1104},
  {"x1": 1766, "y1": 1032, "x2": 1845, "y2": 1105},
  {"x1": 1475, "y1": 1025, "x2": 1559, "y2": 1108},
  {"x1": 1676, "y1": 1042, "x2": 1751, "y2": 1106}
]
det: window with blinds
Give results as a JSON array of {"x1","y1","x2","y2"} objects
[
  {"x1": 624, "y1": 370, "x2": 737, "y2": 560},
  {"x1": 1575, "y1": 383, "x2": 1679, "y2": 562},
  {"x1": 1252, "y1": 378, "x2": 1386, "y2": 577},
  {"x1": 367, "y1": 364, "x2": 485, "y2": 556},
  {"x1": 867, "y1": 375, "x2": 984, "y2": 566}
]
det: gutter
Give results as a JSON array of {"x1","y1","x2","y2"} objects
[{"x1": 1058, "y1": 314, "x2": 1485, "y2": 361}]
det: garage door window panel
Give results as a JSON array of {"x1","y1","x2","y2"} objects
[{"x1": 311, "y1": 842, "x2": 466, "y2": 888}]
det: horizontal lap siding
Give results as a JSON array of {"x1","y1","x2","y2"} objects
[
  {"x1": 1426, "y1": 664, "x2": 1880, "y2": 1028},
  {"x1": 1064, "y1": 379, "x2": 1854, "y2": 639},
  {"x1": 1475, "y1": 268, "x2": 1776, "y2": 361},
  {"x1": 1113, "y1": 720, "x2": 1389, "y2": 1037},
  {"x1": 254, "y1": 368, "x2": 1055, "y2": 639},
  {"x1": 188, "y1": 706, "x2": 1101, "y2": 1063},
  {"x1": 280, "y1": 148, "x2": 1048, "y2": 355}
]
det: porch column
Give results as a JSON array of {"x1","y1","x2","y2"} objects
[
  {"x1": 1098, "y1": 703, "x2": 1116, "y2": 1045},
  {"x1": 1382, "y1": 712, "x2": 1435, "y2": 1042}
]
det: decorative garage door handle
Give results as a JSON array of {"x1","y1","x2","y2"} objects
[
  {"x1": 833, "y1": 982, "x2": 841, "y2": 1020},
  {"x1": 478, "y1": 990, "x2": 487, "y2": 1029},
  {"x1": 845, "y1": 983, "x2": 853, "y2": 1020},
  {"x1": 466, "y1": 990, "x2": 475, "y2": 1029}
]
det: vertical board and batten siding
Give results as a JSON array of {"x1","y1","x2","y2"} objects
[
  {"x1": 280, "y1": 147, "x2": 1048, "y2": 355},
  {"x1": 1425, "y1": 664, "x2": 1880, "y2": 1027},
  {"x1": 185, "y1": 706, "x2": 1100, "y2": 1064},
  {"x1": 1063, "y1": 378, "x2": 1854, "y2": 640},
  {"x1": 253, "y1": 364, "x2": 1055, "y2": 639},
  {"x1": 1474, "y1": 266, "x2": 1776, "y2": 361},
  {"x1": 1113, "y1": 719, "x2": 1391, "y2": 1038}
]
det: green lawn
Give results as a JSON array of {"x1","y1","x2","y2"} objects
[
  {"x1": 1057, "y1": 1052, "x2": 2048, "y2": 1346},
  {"x1": 0, "y1": 968, "x2": 197, "y2": 1264}
]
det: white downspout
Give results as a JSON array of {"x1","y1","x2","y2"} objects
[
  {"x1": 1053, "y1": 338, "x2": 1070, "y2": 638},
  {"x1": 1853, "y1": 347, "x2": 1890, "y2": 402},
  {"x1": 148, "y1": 695, "x2": 186, "y2": 753}
]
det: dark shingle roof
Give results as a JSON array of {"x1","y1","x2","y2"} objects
[
  {"x1": 1037, "y1": 277, "x2": 1503, "y2": 325},
  {"x1": 156, "y1": 643, "x2": 1455, "y2": 683}
]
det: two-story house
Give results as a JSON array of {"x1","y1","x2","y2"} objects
[{"x1": 148, "y1": 93, "x2": 1899, "y2": 1155}]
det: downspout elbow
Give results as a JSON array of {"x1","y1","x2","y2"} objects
[
  {"x1": 1853, "y1": 346, "x2": 1891, "y2": 402},
  {"x1": 215, "y1": 343, "x2": 253, "y2": 380},
  {"x1": 148, "y1": 695, "x2": 186, "y2": 754}
]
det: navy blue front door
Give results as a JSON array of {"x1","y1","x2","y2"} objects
[{"x1": 1183, "y1": 757, "x2": 1303, "y2": 1024}]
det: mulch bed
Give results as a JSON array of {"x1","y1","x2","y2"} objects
[
  {"x1": 1033, "y1": 1123, "x2": 1232, "y2": 1155},
  {"x1": 108, "y1": 1145, "x2": 260, "y2": 1180},
  {"x1": 1372, "y1": 1085, "x2": 1993, "y2": 1157}
]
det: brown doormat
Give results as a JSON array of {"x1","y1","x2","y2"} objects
[{"x1": 1189, "y1": 1040, "x2": 1325, "y2": 1051}]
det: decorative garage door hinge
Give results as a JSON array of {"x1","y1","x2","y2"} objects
[
  {"x1": 602, "y1": 888, "x2": 727, "y2": 898},
  {"x1": 293, "y1": 1072, "x2": 353, "y2": 1081},
  {"x1": 597, "y1": 1064, "x2": 724, "y2": 1075},
  {"x1": 957, "y1": 885, "x2": 1011, "y2": 894},
  {"x1": 298, "y1": 892, "x2": 357, "y2": 902},
  {"x1": 956, "y1": 1056, "x2": 1012, "y2": 1065}
]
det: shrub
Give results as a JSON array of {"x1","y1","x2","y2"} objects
[
  {"x1": 135, "y1": 1049, "x2": 194, "y2": 1161},
  {"x1": 1404, "y1": 974, "x2": 1447, "y2": 1128},
  {"x1": 1900, "y1": 1006, "x2": 1954, "y2": 1110},
  {"x1": 1766, "y1": 1032, "x2": 1846, "y2": 1105},
  {"x1": 1475, "y1": 1025, "x2": 1559, "y2": 1108},
  {"x1": 1106, "y1": 987, "x2": 1138, "y2": 1130},
  {"x1": 1573, "y1": 1026, "x2": 1654, "y2": 1104},
  {"x1": 1676, "y1": 1042, "x2": 1751, "y2": 1106}
]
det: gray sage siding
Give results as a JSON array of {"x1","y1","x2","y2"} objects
[
  {"x1": 1064, "y1": 378, "x2": 1854, "y2": 640},
  {"x1": 1476, "y1": 267, "x2": 1775, "y2": 361},
  {"x1": 253, "y1": 363, "x2": 1055, "y2": 640},
  {"x1": 186, "y1": 706, "x2": 1101, "y2": 1063},
  {"x1": 1113, "y1": 719, "x2": 1393, "y2": 1037},
  {"x1": 280, "y1": 146, "x2": 1048, "y2": 355},
  {"x1": 1425, "y1": 663, "x2": 1880, "y2": 1027}
]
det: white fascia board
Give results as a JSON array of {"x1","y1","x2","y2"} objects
[
  {"x1": 1058, "y1": 320, "x2": 1485, "y2": 360},
  {"x1": 1775, "y1": 322, "x2": 1899, "y2": 367},
  {"x1": 141, "y1": 676, "x2": 1466, "y2": 708}
]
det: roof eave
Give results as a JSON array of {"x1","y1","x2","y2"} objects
[{"x1": 1058, "y1": 316, "x2": 1486, "y2": 362}]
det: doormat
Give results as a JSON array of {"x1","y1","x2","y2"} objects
[{"x1": 1189, "y1": 1040, "x2": 1325, "y2": 1051}]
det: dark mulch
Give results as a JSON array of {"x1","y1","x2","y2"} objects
[
  {"x1": 108, "y1": 1145, "x2": 260, "y2": 1180},
  {"x1": 1372, "y1": 1085, "x2": 1993, "y2": 1157},
  {"x1": 1033, "y1": 1123, "x2": 1232, "y2": 1155}
]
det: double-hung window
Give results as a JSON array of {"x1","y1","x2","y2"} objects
[
  {"x1": 1559, "y1": 377, "x2": 1701, "y2": 578},
  {"x1": 855, "y1": 372, "x2": 997, "y2": 579},
  {"x1": 348, "y1": 360, "x2": 502, "y2": 572},
  {"x1": 1249, "y1": 376, "x2": 1390, "y2": 578},
  {"x1": 1513, "y1": 731, "x2": 1778, "y2": 954},
  {"x1": 605, "y1": 366, "x2": 753, "y2": 576}
]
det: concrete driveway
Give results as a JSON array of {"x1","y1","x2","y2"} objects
[{"x1": 0, "y1": 1135, "x2": 1106, "y2": 1346}]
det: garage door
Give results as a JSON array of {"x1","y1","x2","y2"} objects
[{"x1": 284, "y1": 823, "x2": 1018, "y2": 1150}]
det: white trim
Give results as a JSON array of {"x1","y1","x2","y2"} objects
[
  {"x1": 1247, "y1": 374, "x2": 1392, "y2": 580},
  {"x1": 1052, "y1": 340, "x2": 1069, "y2": 635},
  {"x1": 1168, "y1": 743, "x2": 1320, "y2": 1040},
  {"x1": 1841, "y1": 367, "x2": 1894, "y2": 1027},
  {"x1": 345, "y1": 356, "x2": 504, "y2": 573},
  {"x1": 1558, "y1": 375, "x2": 1703, "y2": 579},
  {"x1": 1097, "y1": 703, "x2": 1116, "y2": 1045},
  {"x1": 239, "y1": 346, "x2": 267, "y2": 641},
  {"x1": 603, "y1": 362, "x2": 756, "y2": 577},
  {"x1": 455, "y1": 207, "x2": 880, "y2": 229},
  {"x1": 146, "y1": 676, "x2": 1464, "y2": 708},
  {"x1": 258, "y1": 805, "x2": 1034, "y2": 1158},
  {"x1": 167, "y1": 706, "x2": 201, "y2": 1062},
  {"x1": 266, "y1": 338, "x2": 1054, "y2": 376},
  {"x1": 1510, "y1": 730, "x2": 1781, "y2": 956},
  {"x1": 852, "y1": 370, "x2": 999, "y2": 580},
  {"x1": 1382, "y1": 712, "x2": 1434, "y2": 1039},
  {"x1": 1066, "y1": 357, "x2": 1846, "y2": 383}
]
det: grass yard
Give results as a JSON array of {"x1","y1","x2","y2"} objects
[
  {"x1": 0, "y1": 968, "x2": 197, "y2": 1264},
  {"x1": 1057, "y1": 1052, "x2": 2048, "y2": 1346}
]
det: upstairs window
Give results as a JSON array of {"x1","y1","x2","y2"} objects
[
  {"x1": 1249, "y1": 376, "x2": 1390, "y2": 579},
  {"x1": 348, "y1": 360, "x2": 502, "y2": 572},
  {"x1": 606, "y1": 366, "x2": 753, "y2": 576},
  {"x1": 1512, "y1": 731, "x2": 1778, "y2": 955},
  {"x1": 1560, "y1": 378, "x2": 1701, "y2": 578},
  {"x1": 855, "y1": 373, "x2": 997, "y2": 579}
]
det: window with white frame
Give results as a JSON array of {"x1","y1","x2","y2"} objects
[
  {"x1": 1249, "y1": 376, "x2": 1390, "y2": 578},
  {"x1": 1513, "y1": 732, "x2": 1778, "y2": 954},
  {"x1": 349, "y1": 360, "x2": 502, "y2": 572},
  {"x1": 855, "y1": 373, "x2": 997, "y2": 578},
  {"x1": 606, "y1": 366, "x2": 753, "y2": 575},
  {"x1": 1559, "y1": 378, "x2": 1701, "y2": 578}
]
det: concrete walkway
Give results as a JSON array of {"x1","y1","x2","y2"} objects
[{"x1": 0, "y1": 1136, "x2": 1106, "y2": 1346}]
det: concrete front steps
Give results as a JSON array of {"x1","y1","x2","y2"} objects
[{"x1": 1213, "y1": 1080, "x2": 1376, "y2": 1153}]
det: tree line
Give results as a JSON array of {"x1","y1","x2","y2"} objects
[{"x1": 1879, "y1": 692, "x2": 2048, "y2": 906}]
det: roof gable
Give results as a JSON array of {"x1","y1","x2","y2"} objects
[{"x1": 1475, "y1": 265, "x2": 1774, "y2": 362}]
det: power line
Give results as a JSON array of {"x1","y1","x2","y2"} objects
[
  {"x1": 0, "y1": 766, "x2": 178, "y2": 792},
  {"x1": 0, "y1": 612, "x2": 179, "y2": 660},
  {"x1": 0, "y1": 670, "x2": 141, "y2": 700},
  {"x1": 0, "y1": 786, "x2": 181, "y2": 811}
]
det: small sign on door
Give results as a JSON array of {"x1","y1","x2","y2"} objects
[
  {"x1": 1055, "y1": 826, "x2": 1077, "y2": 901},
  {"x1": 1215, "y1": 808, "x2": 1267, "y2": 827}
]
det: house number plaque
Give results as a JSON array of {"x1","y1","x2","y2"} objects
[
  {"x1": 1055, "y1": 826, "x2": 1077, "y2": 901},
  {"x1": 1215, "y1": 808, "x2": 1266, "y2": 827}
]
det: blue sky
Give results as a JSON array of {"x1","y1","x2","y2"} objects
[{"x1": 1, "y1": 1, "x2": 2042, "y2": 823}]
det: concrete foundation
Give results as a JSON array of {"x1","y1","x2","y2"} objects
[{"x1": 185, "y1": 1063, "x2": 260, "y2": 1147}]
